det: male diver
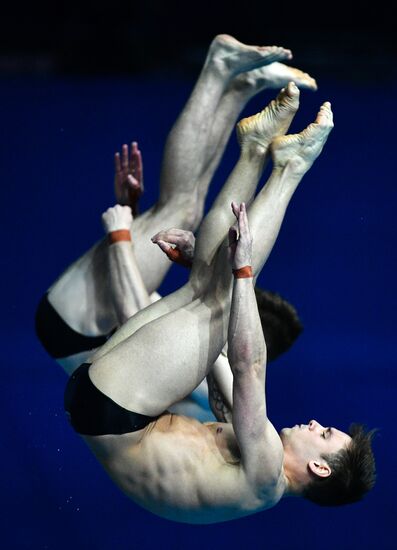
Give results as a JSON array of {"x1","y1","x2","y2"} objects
[{"x1": 64, "y1": 92, "x2": 376, "y2": 523}]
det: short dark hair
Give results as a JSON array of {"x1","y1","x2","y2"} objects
[
  {"x1": 303, "y1": 424, "x2": 377, "y2": 506},
  {"x1": 254, "y1": 287, "x2": 303, "y2": 362}
]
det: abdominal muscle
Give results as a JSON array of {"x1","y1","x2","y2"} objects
[{"x1": 83, "y1": 413, "x2": 270, "y2": 524}]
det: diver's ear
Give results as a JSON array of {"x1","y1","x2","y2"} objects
[{"x1": 308, "y1": 460, "x2": 331, "y2": 478}]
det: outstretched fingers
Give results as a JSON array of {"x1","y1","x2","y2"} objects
[
  {"x1": 130, "y1": 142, "x2": 144, "y2": 191},
  {"x1": 231, "y1": 200, "x2": 240, "y2": 219},
  {"x1": 114, "y1": 141, "x2": 144, "y2": 214},
  {"x1": 114, "y1": 151, "x2": 122, "y2": 174},
  {"x1": 237, "y1": 203, "x2": 249, "y2": 234},
  {"x1": 121, "y1": 143, "x2": 129, "y2": 172},
  {"x1": 231, "y1": 202, "x2": 250, "y2": 234}
]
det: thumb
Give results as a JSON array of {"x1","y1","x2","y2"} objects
[
  {"x1": 155, "y1": 240, "x2": 179, "y2": 262},
  {"x1": 155, "y1": 239, "x2": 171, "y2": 253}
]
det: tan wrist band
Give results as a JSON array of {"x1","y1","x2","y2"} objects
[
  {"x1": 232, "y1": 265, "x2": 253, "y2": 279},
  {"x1": 108, "y1": 229, "x2": 131, "y2": 245}
]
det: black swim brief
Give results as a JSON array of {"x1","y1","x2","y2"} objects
[
  {"x1": 64, "y1": 363, "x2": 159, "y2": 436},
  {"x1": 35, "y1": 293, "x2": 115, "y2": 359}
]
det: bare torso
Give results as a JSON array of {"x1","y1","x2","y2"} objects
[{"x1": 82, "y1": 413, "x2": 285, "y2": 524}]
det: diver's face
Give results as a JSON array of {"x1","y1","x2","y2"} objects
[{"x1": 280, "y1": 419, "x2": 351, "y2": 463}]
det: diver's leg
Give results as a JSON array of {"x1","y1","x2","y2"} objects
[
  {"x1": 157, "y1": 34, "x2": 292, "y2": 206},
  {"x1": 44, "y1": 39, "x2": 293, "y2": 343},
  {"x1": 248, "y1": 101, "x2": 334, "y2": 275},
  {"x1": 90, "y1": 84, "x2": 301, "y2": 359},
  {"x1": 191, "y1": 62, "x2": 317, "y2": 228},
  {"x1": 130, "y1": 37, "x2": 292, "y2": 293},
  {"x1": 88, "y1": 101, "x2": 333, "y2": 416},
  {"x1": 189, "y1": 82, "x2": 300, "y2": 286}
]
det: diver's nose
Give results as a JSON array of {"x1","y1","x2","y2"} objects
[{"x1": 308, "y1": 420, "x2": 320, "y2": 431}]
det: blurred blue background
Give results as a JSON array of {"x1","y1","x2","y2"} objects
[{"x1": 1, "y1": 3, "x2": 396, "y2": 549}]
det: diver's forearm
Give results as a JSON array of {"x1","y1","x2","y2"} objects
[{"x1": 108, "y1": 241, "x2": 151, "y2": 324}]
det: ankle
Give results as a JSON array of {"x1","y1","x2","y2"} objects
[{"x1": 240, "y1": 142, "x2": 269, "y2": 163}]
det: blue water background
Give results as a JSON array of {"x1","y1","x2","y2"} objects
[{"x1": 1, "y1": 72, "x2": 396, "y2": 549}]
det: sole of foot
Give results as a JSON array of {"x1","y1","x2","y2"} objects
[
  {"x1": 270, "y1": 102, "x2": 334, "y2": 174},
  {"x1": 237, "y1": 81, "x2": 301, "y2": 153}
]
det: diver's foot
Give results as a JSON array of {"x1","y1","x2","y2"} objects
[
  {"x1": 232, "y1": 62, "x2": 317, "y2": 95},
  {"x1": 208, "y1": 34, "x2": 292, "y2": 78},
  {"x1": 270, "y1": 101, "x2": 334, "y2": 175},
  {"x1": 237, "y1": 81, "x2": 300, "y2": 153}
]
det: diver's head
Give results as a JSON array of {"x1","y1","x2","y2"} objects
[{"x1": 280, "y1": 420, "x2": 376, "y2": 506}]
